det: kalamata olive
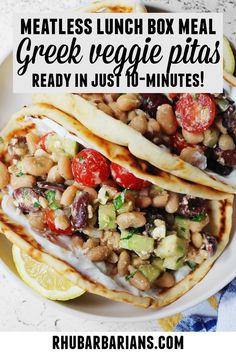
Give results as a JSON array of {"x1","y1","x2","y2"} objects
[
  {"x1": 206, "y1": 148, "x2": 233, "y2": 176},
  {"x1": 214, "y1": 147, "x2": 236, "y2": 166},
  {"x1": 13, "y1": 187, "x2": 41, "y2": 213},
  {"x1": 207, "y1": 157, "x2": 233, "y2": 176},
  {"x1": 8, "y1": 136, "x2": 28, "y2": 157},
  {"x1": 37, "y1": 181, "x2": 66, "y2": 192},
  {"x1": 145, "y1": 207, "x2": 165, "y2": 235},
  {"x1": 140, "y1": 94, "x2": 171, "y2": 118},
  {"x1": 177, "y1": 196, "x2": 207, "y2": 218},
  {"x1": 202, "y1": 233, "x2": 217, "y2": 257},
  {"x1": 71, "y1": 191, "x2": 89, "y2": 229},
  {"x1": 222, "y1": 104, "x2": 236, "y2": 142}
]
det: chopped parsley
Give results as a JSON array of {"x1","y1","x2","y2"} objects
[
  {"x1": 125, "y1": 272, "x2": 136, "y2": 281},
  {"x1": 186, "y1": 261, "x2": 197, "y2": 270},
  {"x1": 113, "y1": 189, "x2": 126, "y2": 210},
  {"x1": 49, "y1": 201, "x2": 60, "y2": 210},
  {"x1": 79, "y1": 156, "x2": 84, "y2": 161},
  {"x1": 33, "y1": 201, "x2": 40, "y2": 208},
  {"x1": 45, "y1": 190, "x2": 60, "y2": 210},
  {"x1": 120, "y1": 228, "x2": 137, "y2": 241},
  {"x1": 45, "y1": 190, "x2": 56, "y2": 204},
  {"x1": 191, "y1": 213, "x2": 206, "y2": 222},
  {"x1": 16, "y1": 172, "x2": 24, "y2": 177}
]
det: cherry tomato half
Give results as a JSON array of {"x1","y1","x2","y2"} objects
[
  {"x1": 45, "y1": 209, "x2": 73, "y2": 235},
  {"x1": 38, "y1": 132, "x2": 54, "y2": 153},
  {"x1": 111, "y1": 163, "x2": 150, "y2": 190},
  {"x1": 72, "y1": 148, "x2": 110, "y2": 187},
  {"x1": 169, "y1": 132, "x2": 191, "y2": 154},
  {"x1": 175, "y1": 94, "x2": 216, "y2": 133},
  {"x1": 168, "y1": 93, "x2": 179, "y2": 99}
]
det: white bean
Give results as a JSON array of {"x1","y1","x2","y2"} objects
[
  {"x1": 47, "y1": 165, "x2": 64, "y2": 183},
  {"x1": 22, "y1": 156, "x2": 53, "y2": 176},
  {"x1": 61, "y1": 185, "x2": 78, "y2": 206},
  {"x1": 0, "y1": 161, "x2": 10, "y2": 188},
  {"x1": 58, "y1": 155, "x2": 73, "y2": 180},
  {"x1": 116, "y1": 94, "x2": 140, "y2": 112},
  {"x1": 182, "y1": 129, "x2": 204, "y2": 144},
  {"x1": 218, "y1": 134, "x2": 235, "y2": 151},
  {"x1": 10, "y1": 174, "x2": 36, "y2": 189},
  {"x1": 156, "y1": 104, "x2": 178, "y2": 135},
  {"x1": 26, "y1": 132, "x2": 40, "y2": 154},
  {"x1": 191, "y1": 232, "x2": 203, "y2": 248},
  {"x1": 117, "y1": 212, "x2": 146, "y2": 229},
  {"x1": 155, "y1": 272, "x2": 175, "y2": 288},
  {"x1": 165, "y1": 192, "x2": 179, "y2": 213}
]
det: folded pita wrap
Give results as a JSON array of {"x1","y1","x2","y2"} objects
[
  {"x1": 33, "y1": 90, "x2": 236, "y2": 195},
  {"x1": 0, "y1": 103, "x2": 233, "y2": 308}
]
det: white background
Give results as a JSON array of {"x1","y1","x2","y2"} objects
[{"x1": 0, "y1": 0, "x2": 235, "y2": 332}]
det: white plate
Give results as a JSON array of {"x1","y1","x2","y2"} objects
[{"x1": 0, "y1": 8, "x2": 236, "y2": 322}]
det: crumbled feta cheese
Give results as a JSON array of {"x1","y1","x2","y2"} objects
[{"x1": 151, "y1": 219, "x2": 166, "y2": 239}]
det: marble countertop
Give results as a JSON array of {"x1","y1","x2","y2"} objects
[{"x1": 0, "y1": 0, "x2": 235, "y2": 332}]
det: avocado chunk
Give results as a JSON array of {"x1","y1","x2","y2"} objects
[
  {"x1": 120, "y1": 231, "x2": 154, "y2": 255},
  {"x1": 203, "y1": 128, "x2": 219, "y2": 148},
  {"x1": 174, "y1": 216, "x2": 190, "y2": 240},
  {"x1": 46, "y1": 133, "x2": 79, "y2": 157},
  {"x1": 117, "y1": 201, "x2": 134, "y2": 215},
  {"x1": 152, "y1": 257, "x2": 165, "y2": 272},
  {"x1": 155, "y1": 234, "x2": 187, "y2": 259},
  {"x1": 139, "y1": 264, "x2": 161, "y2": 283},
  {"x1": 63, "y1": 138, "x2": 79, "y2": 157},
  {"x1": 163, "y1": 256, "x2": 184, "y2": 270},
  {"x1": 98, "y1": 203, "x2": 116, "y2": 230}
]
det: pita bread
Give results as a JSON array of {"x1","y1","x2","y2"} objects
[{"x1": 32, "y1": 93, "x2": 236, "y2": 195}]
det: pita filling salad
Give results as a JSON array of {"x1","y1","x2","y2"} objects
[
  {"x1": 0, "y1": 115, "x2": 219, "y2": 297},
  {"x1": 79, "y1": 92, "x2": 236, "y2": 177}
]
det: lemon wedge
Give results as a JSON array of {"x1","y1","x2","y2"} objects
[
  {"x1": 12, "y1": 245, "x2": 85, "y2": 301},
  {"x1": 223, "y1": 36, "x2": 235, "y2": 74}
]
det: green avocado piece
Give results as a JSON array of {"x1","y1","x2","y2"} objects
[
  {"x1": 116, "y1": 201, "x2": 134, "y2": 215},
  {"x1": 46, "y1": 133, "x2": 79, "y2": 157},
  {"x1": 120, "y1": 231, "x2": 154, "y2": 255},
  {"x1": 163, "y1": 256, "x2": 184, "y2": 270},
  {"x1": 203, "y1": 128, "x2": 219, "y2": 148},
  {"x1": 151, "y1": 257, "x2": 165, "y2": 272},
  {"x1": 139, "y1": 264, "x2": 161, "y2": 283},
  {"x1": 155, "y1": 234, "x2": 187, "y2": 259},
  {"x1": 174, "y1": 216, "x2": 190, "y2": 239},
  {"x1": 98, "y1": 203, "x2": 116, "y2": 230},
  {"x1": 63, "y1": 138, "x2": 79, "y2": 157}
]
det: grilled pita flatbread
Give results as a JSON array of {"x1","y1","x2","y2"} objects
[
  {"x1": 33, "y1": 93, "x2": 236, "y2": 195},
  {"x1": 0, "y1": 104, "x2": 233, "y2": 308}
]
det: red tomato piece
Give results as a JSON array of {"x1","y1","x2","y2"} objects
[
  {"x1": 169, "y1": 132, "x2": 191, "y2": 154},
  {"x1": 175, "y1": 94, "x2": 216, "y2": 133},
  {"x1": 72, "y1": 149, "x2": 110, "y2": 187},
  {"x1": 38, "y1": 132, "x2": 54, "y2": 152},
  {"x1": 45, "y1": 209, "x2": 73, "y2": 235},
  {"x1": 168, "y1": 93, "x2": 179, "y2": 99},
  {"x1": 110, "y1": 163, "x2": 150, "y2": 190}
]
